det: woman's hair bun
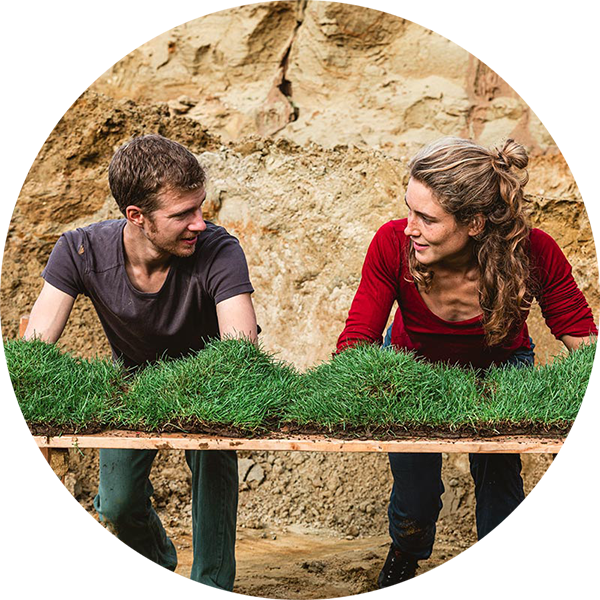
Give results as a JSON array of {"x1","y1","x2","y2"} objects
[{"x1": 493, "y1": 138, "x2": 529, "y2": 171}]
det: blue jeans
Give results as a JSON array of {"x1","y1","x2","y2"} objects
[
  {"x1": 94, "y1": 449, "x2": 238, "y2": 589},
  {"x1": 383, "y1": 325, "x2": 534, "y2": 559}
]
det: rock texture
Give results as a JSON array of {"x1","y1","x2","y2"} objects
[
  {"x1": 71, "y1": 0, "x2": 599, "y2": 363},
  {"x1": 97, "y1": 0, "x2": 299, "y2": 140},
  {"x1": 1, "y1": 94, "x2": 595, "y2": 366},
  {"x1": 92, "y1": 1, "x2": 555, "y2": 155}
]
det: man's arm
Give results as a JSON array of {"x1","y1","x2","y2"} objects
[
  {"x1": 23, "y1": 281, "x2": 75, "y2": 343},
  {"x1": 216, "y1": 293, "x2": 258, "y2": 344}
]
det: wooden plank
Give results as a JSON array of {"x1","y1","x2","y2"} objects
[
  {"x1": 33, "y1": 431, "x2": 563, "y2": 453},
  {"x1": 19, "y1": 315, "x2": 29, "y2": 338}
]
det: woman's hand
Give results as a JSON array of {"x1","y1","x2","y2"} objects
[{"x1": 560, "y1": 334, "x2": 593, "y2": 352}]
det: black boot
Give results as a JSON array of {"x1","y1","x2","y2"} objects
[{"x1": 377, "y1": 544, "x2": 419, "y2": 588}]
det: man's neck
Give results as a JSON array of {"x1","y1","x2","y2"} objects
[{"x1": 123, "y1": 222, "x2": 171, "y2": 278}]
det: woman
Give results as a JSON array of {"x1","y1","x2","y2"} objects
[{"x1": 336, "y1": 137, "x2": 597, "y2": 587}]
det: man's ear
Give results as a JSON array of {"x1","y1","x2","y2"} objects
[
  {"x1": 468, "y1": 214, "x2": 485, "y2": 237},
  {"x1": 125, "y1": 205, "x2": 145, "y2": 228}
]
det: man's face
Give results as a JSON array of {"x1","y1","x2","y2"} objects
[{"x1": 142, "y1": 187, "x2": 207, "y2": 258}]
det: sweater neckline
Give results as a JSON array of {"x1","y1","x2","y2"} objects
[{"x1": 409, "y1": 281, "x2": 483, "y2": 326}]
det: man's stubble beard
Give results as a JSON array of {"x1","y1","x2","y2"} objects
[{"x1": 145, "y1": 215, "x2": 194, "y2": 259}]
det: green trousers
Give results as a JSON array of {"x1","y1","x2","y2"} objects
[{"x1": 94, "y1": 449, "x2": 238, "y2": 590}]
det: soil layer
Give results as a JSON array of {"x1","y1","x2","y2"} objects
[{"x1": 27, "y1": 420, "x2": 571, "y2": 440}]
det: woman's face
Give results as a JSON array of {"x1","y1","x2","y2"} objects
[{"x1": 404, "y1": 178, "x2": 477, "y2": 268}]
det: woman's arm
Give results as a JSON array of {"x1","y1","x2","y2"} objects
[
  {"x1": 531, "y1": 229, "x2": 597, "y2": 344},
  {"x1": 336, "y1": 222, "x2": 402, "y2": 351},
  {"x1": 560, "y1": 334, "x2": 593, "y2": 352}
]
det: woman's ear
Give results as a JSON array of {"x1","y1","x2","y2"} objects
[{"x1": 468, "y1": 214, "x2": 485, "y2": 237}]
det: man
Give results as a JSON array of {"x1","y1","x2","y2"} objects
[{"x1": 24, "y1": 134, "x2": 258, "y2": 590}]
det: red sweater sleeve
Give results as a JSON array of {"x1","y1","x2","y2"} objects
[
  {"x1": 336, "y1": 222, "x2": 401, "y2": 351},
  {"x1": 531, "y1": 229, "x2": 597, "y2": 339}
]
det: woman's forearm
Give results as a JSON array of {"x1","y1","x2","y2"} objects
[{"x1": 560, "y1": 334, "x2": 593, "y2": 352}]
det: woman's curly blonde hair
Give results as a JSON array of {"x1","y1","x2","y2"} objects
[{"x1": 408, "y1": 137, "x2": 532, "y2": 346}]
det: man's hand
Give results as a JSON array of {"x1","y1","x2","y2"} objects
[
  {"x1": 216, "y1": 293, "x2": 258, "y2": 344},
  {"x1": 23, "y1": 281, "x2": 75, "y2": 343}
]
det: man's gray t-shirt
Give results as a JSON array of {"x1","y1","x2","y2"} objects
[{"x1": 42, "y1": 219, "x2": 254, "y2": 369}]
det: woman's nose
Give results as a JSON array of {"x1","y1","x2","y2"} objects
[{"x1": 404, "y1": 214, "x2": 419, "y2": 237}]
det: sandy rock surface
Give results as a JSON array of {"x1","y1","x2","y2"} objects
[{"x1": 3, "y1": 2, "x2": 598, "y2": 597}]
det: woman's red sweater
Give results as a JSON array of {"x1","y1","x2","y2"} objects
[{"x1": 336, "y1": 219, "x2": 597, "y2": 369}]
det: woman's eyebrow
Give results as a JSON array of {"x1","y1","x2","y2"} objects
[{"x1": 403, "y1": 196, "x2": 437, "y2": 220}]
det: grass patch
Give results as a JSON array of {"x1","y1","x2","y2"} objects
[
  {"x1": 4, "y1": 338, "x2": 125, "y2": 430},
  {"x1": 4, "y1": 338, "x2": 596, "y2": 436},
  {"x1": 484, "y1": 341, "x2": 596, "y2": 426},
  {"x1": 120, "y1": 339, "x2": 298, "y2": 432},
  {"x1": 282, "y1": 344, "x2": 482, "y2": 431}
]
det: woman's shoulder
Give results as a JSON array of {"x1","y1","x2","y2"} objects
[
  {"x1": 376, "y1": 218, "x2": 408, "y2": 239},
  {"x1": 528, "y1": 227, "x2": 573, "y2": 282},
  {"x1": 371, "y1": 219, "x2": 409, "y2": 252},
  {"x1": 529, "y1": 227, "x2": 555, "y2": 244},
  {"x1": 528, "y1": 227, "x2": 563, "y2": 255}
]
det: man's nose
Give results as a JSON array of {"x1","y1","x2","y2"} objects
[{"x1": 189, "y1": 210, "x2": 207, "y2": 232}]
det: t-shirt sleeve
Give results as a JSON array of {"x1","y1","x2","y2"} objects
[
  {"x1": 531, "y1": 229, "x2": 597, "y2": 339},
  {"x1": 41, "y1": 232, "x2": 86, "y2": 298},
  {"x1": 336, "y1": 222, "x2": 401, "y2": 352},
  {"x1": 204, "y1": 236, "x2": 254, "y2": 305}
]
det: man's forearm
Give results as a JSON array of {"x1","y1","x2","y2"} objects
[
  {"x1": 24, "y1": 281, "x2": 75, "y2": 343},
  {"x1": 216, "y1": 293, "x2": 258, "y2": 344}
]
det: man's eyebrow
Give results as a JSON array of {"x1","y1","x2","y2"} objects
[
  {"x1": 167, "y1": 196, "x2": 206, "y2": 218},
  {"x1": 169, "y1": 208, "x2": 194, "y2": 217},
  {"x1": 403, "y1": 196, "x2": 437, "y2": 220}
]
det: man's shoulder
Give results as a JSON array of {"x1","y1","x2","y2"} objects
[
  {"x1": 60, "y1": 219, "x2": 125, "y2": 270},
  {"x1": 64, "y1": 219, "x2": 125, "y2": 240},
  {"x1": 194, "y1": 221, "x2": 243, "y2": 256},
  {"x1": 179, "y1": 221, "x2": 247, "y2": 281},
  {"x1": 200, "y1": 221, "x2": 239, "y2": 242}
]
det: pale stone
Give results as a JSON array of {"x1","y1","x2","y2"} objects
[
  {"x1": 238, "y1": 457, "x2": 255, "y2": 482},
  {"x1": 247, "y1": 464, "x2": 266, "y2": 485}
]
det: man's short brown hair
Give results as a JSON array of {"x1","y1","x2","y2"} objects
[{"x1": 108, "y1": 134, "x2": 206, "y2": 215}]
